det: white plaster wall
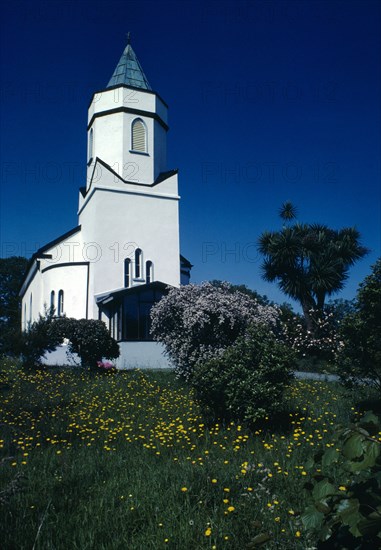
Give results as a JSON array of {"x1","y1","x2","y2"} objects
[
  {"x1": 78, "y1": 163, "x2": 180, "y2": 320},
  {"x1": 21, "y1": 267, "x2": 43, "y2": 327},
  {"x1": 38, "y1": 231, "x2": 84, "y2": 271},
  {"x1": 89, "y1": 88, "x2": 167, "y2": 125},
  {"x1": 40, "y1": 265, "x2": 88, "y2": 319},
  {"x1": 153, "y1": 120, "x2": 167, "y2": 180},
  {"x1": 80, "y1": 187, "x2": 180, "y2": 318},
  {"x1": 155, "y1": 96, "x2": 168, "y2": 125},
  {"x1": 87, "y1": 112, "x2": 124, "y2": 187},
  {"x1": 41, "y1": 342, "x2": 171, "y2": 370},
  {"x1": 81, "y1": 189, "x2": 179, "y2": 275},
  {"x1": 41, "y1": 344, "x2": 81, "y2": 366},
  {"x1": 116, "y1": 342, "x2": 171, "y2": 369},
  {"x1": 87, "y1": 87, "x2": 168, "y2": 186},
  {"x1": 20, "y1": 230, "x2": 88, "y2": 327}
]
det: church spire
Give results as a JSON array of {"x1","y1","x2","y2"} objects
[{"x1": 107, "y1": 36, "x2": 152, "y2": 90}]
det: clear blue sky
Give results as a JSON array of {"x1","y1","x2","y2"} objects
[{"x1": 1, "y1": 0, "x2": 380, "y2": 307}]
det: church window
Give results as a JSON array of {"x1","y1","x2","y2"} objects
[
  {"x1": 135, "y1": 248, "x2": 142, "y2": 278},
  {"x1": 89, "y1": 128, "x2": 94, "y2": 160},
  {"x1": 58, "y1": 290, "x2": 64, "y2": 316},
  {"x1": 29, "y1": 294, "x2": 33, "y2": 324},
  {"x1": 146, "y1": 261, "x2": 153, "y2": 284},
  {"x1": 50, "y1": 290, "x2": 55, "y2": 311},
  {"x1": 131, "y1": 119, "x2": 147, "y2": 152},
  {"x1": 24, "y1": 303, "x2": 26, "y2": 330},
  {"x1": 124, "y1": 258, "x2": 131, "y2": 288}
]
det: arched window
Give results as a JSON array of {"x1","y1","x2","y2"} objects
[
  {"x1": 131, "y1": 119, "x2": 147, "y2": 153},
  {"x1": 24, "y1": 303, "x2": 27, "y2": 330},
  {"x1": 50, "y1": 290, "x2": 55, "y2": 312},
  {"x1": 29, "y1": 294, "x2": 33, "y2": 324},
  {"x1": 135, "y1": 248, "x2": 142, "y2": 278},
  {"x1": 88, "y1": 128, "x2": 94, "y2": 160},
  {"x1": 124, "y1": 258, "x2": 131, "y2": 288},
  {"x1": 146, "y1": 261, "x2": 153, "y2": 284},
  {"x1": 58, "y1": 290, "x2": 64, "y2": 316}
]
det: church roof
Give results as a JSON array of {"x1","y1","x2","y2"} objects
[{"x1": 107, "y1": 41, "x2": 152, "y2": 90}]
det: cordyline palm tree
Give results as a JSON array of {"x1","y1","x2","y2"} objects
[
  {"x1": 258, "y1": 205, "x2": 368, "y2": 332},
  {"x1": 279, "y1": 201, "x2": 297, "y2": 223}
]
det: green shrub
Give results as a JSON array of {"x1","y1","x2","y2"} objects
[
  {"x1": 191, "y1": 324, "x2": 295, "y2": 425},
  {"x1": 53, "y1": 317, "x2": 120, "y2": 369},
  {"x1": 336, "y1": 259, "x2": 381, "y2": 393},
  {"x1": 20, "y1": 314, "x2": 119, "y2": 369},
  {"x1": 301, "y1": 411, "x2": 381, "y2": 548},
  {"x1": 20, "y1": 308, "x2": 62, "y2": 368}
]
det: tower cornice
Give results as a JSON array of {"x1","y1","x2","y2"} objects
[
  {"x1": 88, "y1": 84, "x2": 168, "y2": 110},
  {"x1": 87, "y1": 105, "x2": 169, "y2": 132}
]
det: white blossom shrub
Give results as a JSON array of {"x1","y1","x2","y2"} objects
[
  {"x1": 150, "y1": 282, "x2": 280, "y2": 379},
  {"x1": 281, "y1": 308, "x2": 340, "y2": 361}
]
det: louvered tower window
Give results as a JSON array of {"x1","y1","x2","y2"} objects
[{"x1": 131, "y1": 119, "x2": 147, "y2": 152}]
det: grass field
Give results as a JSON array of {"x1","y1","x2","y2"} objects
[{"x1": 0, "y1": 361, "x2": 373, "y2": 549}]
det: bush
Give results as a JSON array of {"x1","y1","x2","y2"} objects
[
  {"x1": 20, "y1": 313, "x2": 119, "y2": 369},
  {"x1": 281, "y1": 306, "x2": 340, "y2": 364},
  {"x1": 191, "y1": 324, "x2": 295, "y2": 425},
  {"x1": 336, "y1": 259, "x2": 381, "y2": 393},
  {"x1": 53, "y1": 317, "x2": 120, "y2": 369},
  {"x1": 20, "y1": 308, "x2": 62, "y2": 368},
  {"x1": 150, "y1": 282, "x2": 280, "y2": 380}
]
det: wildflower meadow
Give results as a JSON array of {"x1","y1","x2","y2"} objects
[{"x1": 1, "y1": 360, "x2": 376, "y2": 549}]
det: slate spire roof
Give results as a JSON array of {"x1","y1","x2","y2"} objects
[{"x1": 107, "y1": 36, "x2": 152, "y2": 90}]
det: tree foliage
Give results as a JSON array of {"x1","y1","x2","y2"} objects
[
  {"x1": 19, "y1": 307, "x2": 61, "y2": 367},
  {"x1": 150, "y1": 282, "x2": 280, "y2": 379},
  {"x1": 0, "y1": 256, "x2": 28, "y2": 328},
  {"x1": 258, "y1": 205, "x2": 368, "y2": 332},
  {"x1": 0, "y1": 256, "x2": 28, "y2": 355},
  {"x1": 337, "y1": 259, "x2": 381, "y2": 392}
]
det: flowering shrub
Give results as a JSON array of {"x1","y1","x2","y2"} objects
[
  {"x1": 281, "y1": 308, "x2": 340, "y2": 361},
  {"x1": 150, "y1": 282, "x2": 280, "y2": 379},
  {"x1": 191, "y1": 324, "x2": 295, "y2": 424}
]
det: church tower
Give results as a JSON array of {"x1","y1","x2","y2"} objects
[
  {"x1": 78, "y1": 39, "x2": 181, "y2": 317},
  {"x1": 85, "y1": 38, "x2": 168, "y2": 186}
]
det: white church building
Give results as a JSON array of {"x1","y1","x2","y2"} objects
[{"x1": 20, "y1": 39, "x2": 192, "y2": 368}]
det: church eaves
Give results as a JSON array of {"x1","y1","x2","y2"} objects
[{"x1": 107, "y1": 40, "x2": 152, "y2": 90}]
